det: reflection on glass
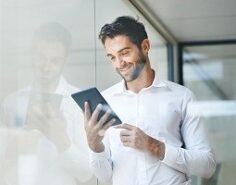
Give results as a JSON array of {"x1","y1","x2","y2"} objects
[
  {"x1": 0, "y1": 0, "x2": 169, "y2": 185},
  {"x1": 183, "y1": 44, "x2": 236, "y2": 185},
  {"x1": 0, "y1": 22, "x2": 93, "y2": 185}
]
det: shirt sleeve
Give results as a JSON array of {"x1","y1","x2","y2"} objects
[
  {"x1": 162, "y1": 89, "x2": 216, "y2": 178},
  {"x1": 35, "y1": 121, "x2": 93, "y2": 183},
  {"x1": 56, "y1": 103, "x2": 94, "y2": 183},
  {"x1": 58, "y1": 143, "x2": 94, "y2": 182},
  {"x1": 89, "y1": 132, "x2": 113, "y2": 183}
]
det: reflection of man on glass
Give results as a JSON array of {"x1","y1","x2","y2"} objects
[
  {"x1": 84, "y1": 16, "x2": 216, "y2": 185},
  {"x1": 0, "y1": 22, "x2": 92, "y2": 185}
]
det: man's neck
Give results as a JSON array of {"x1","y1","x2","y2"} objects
[{"x1": 126, "y1": 65, "x2": 154, "y2": 93}]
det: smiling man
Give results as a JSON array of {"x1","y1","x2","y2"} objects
[{"x1": 84, "y1": 16, "x2": 216, "y2": 185}]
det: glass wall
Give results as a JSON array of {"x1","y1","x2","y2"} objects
[
  {"x1": 182, "y1": 43, "x2": 236, "y2": 185},
  {"x1": 0, "y1": 0, "x2": 168, "y2": 185}
]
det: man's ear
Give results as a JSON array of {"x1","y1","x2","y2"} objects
[{"x1": 141, "y1": 39, "x2": 150, "y2": 54}]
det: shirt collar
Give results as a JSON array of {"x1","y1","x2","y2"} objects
[
  {"x1": 113, "y1": 71, "x2": 168, "y2": 95},
  {"x1": 27, "y1": 76, "x2": 71, "y2": 97},
  {"x1": 55, "y1": 76, "x2": 71, "y2": 96},
  {"x1": 151, "y1": 73, "x2": 167, "y2": 88}
]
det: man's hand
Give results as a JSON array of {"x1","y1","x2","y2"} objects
[
  {"x1": 84, "y1": 102, "x2": 115, "y2": 153},
  {"x1": 116, "y1": 123, "x2": 165, "y2": 160},
  {"x1": 25, "y1": 103, "x2": 70, "y2": 151}
]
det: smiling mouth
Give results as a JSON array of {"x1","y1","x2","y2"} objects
[
  {"x1": 119, "y1": 65, "x2": 132, "y2": 72},
  {"x1": 119, "y1": 69, "x2": 130, "y2": 76},
  {"x1": 120, "y1": 68, "x2": 129, "y2": 72}
]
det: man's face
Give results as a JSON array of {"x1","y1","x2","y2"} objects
[
  {"x1": 33, "y1": 40, "x2": 67, "y2": 83},
  {"x1": 104, "y1": 35, "x2": 147, "y2": 82}
]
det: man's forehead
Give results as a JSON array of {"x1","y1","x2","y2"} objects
[
  {"x1": 104, "y1": 35, "x2": 134, "y2": 54},
  {"x1": 35, "y1": 40, "x2": 67, "y2": 55}
]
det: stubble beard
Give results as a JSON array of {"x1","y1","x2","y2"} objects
[{"x1": 116, "y1": 53, "x2": 147, "y2": 82}]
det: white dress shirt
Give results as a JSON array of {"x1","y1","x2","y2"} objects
[
  {"x1": 0, "y1": 77, "x2": 94, "y2": 185},
  {"x1": 90, "y1": 76, "x2": 216, "y2": 185}
]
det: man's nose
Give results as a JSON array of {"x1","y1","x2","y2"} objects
[
  {"x1": 42, "y1": 59, "x2": 53, "y2": 71},
  {"x1": 115, "y1": 56, "x2": 125, "y2": 69}
]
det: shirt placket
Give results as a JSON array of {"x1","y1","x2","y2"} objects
[{"x1": 136, "y1": 92, "x2": 148, "y2": 185}]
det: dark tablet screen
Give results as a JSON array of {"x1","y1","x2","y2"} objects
[{"x1": 71, "y1": 87, "x2": 121, "y2": 126}]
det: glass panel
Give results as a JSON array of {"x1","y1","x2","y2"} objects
[
  {"x1": 0, "y1": 0, "x2": 96, "y2": 184},
  {"x1": 183, "y1": 44, "x2": 236, "y2": 185},
  {"x1": 0, "y1": 1, "x2": 169, "y2": 185}
]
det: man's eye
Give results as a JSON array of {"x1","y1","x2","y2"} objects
[
  {"x1": 109, "y1": 56, "x2": 115, "y2": 61},
  {"x1": 51, "y1": 57, "x2": 64, "y2": 64},
  {"x1": 121, "y1": 51, "x2": 129, "y2": 56}
]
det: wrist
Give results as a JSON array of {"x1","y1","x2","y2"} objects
[
  {"x1": 53, "y1": 134, "x2": 71, "y2": 152},
  {"x1": 88, "y1": 141, "x2": 105, "y2": 153},
  {"x1": 147, "y1": 136, "x2": 165, "y2": 160}
]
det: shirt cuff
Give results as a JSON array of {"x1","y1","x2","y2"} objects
[
  {"x1": 162, "y1": 143, "x2": 179, "y2": 165},
  {"x1": 89, "y1": 149, "x2": 108, "y2": 160}
]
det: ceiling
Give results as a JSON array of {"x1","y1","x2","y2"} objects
[{"x1": 138, "y1": 0, "x2": 236, "y2": 42}]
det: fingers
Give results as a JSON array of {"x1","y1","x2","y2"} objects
[
  {"x1": 117, "y1": 124, "x2": 143, "y2": 148},
  {"x1": 120, "y1": 128, "x2": 132, "y2": 136},
  {"x1": 97, "y1": 108, "x2": 111, "y2": 126},
  {"x1": 25, "y1": 112, "x2": 46, "y2": 133},
  {"x1": 84, "y1": 103, "x2": 114, "y2": 138},
  {"x1": 120, "y1": 135, "x2": 131, "y2": 144},
  {"x1": 27, "y1": 106, "x2": 45, "y2": 125},
  {"x1": 119, "y1": 127, "x2": 132, "y2": 144},
  {"x1": 102, "y1": 118, "x2": 115, "y2": 130},
  {"x1": 90, "y1": 104, "x2": 103, "y2": 123},
  {"x1": 85, "y1": 103, "x2": 112, "y2": 127},
  {"x1": 118, "y1": 124, "x2": 132, "y2": 146},
  {"x1": 115, "y1": 123, "x2": 133, "y2": 130},
  {"x1": 84, "y1": 102, "x2": 91, "y2": 122},
  {"x1": 97, "y1": 118, "x2": 116, "y2": 136},
  {"x1": 46, "y1": 103, "x2": 57, "y2": 118}
]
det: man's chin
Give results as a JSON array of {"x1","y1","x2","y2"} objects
[
  {"x1": 36, "y1": 76, "x2": 57, "y2": 83},
  {"x1": 122, "y1": 75, "x2": 134, "y2": 83},
  {"x1": 118, "y1": 71, "x2": 135, "y2": 82}
]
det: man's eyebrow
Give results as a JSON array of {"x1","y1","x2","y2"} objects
[
  {"x1": 107, "y1": 53, "x2": 113, "y2": 57},
  {"x1": 117, "y1": 47, "x2": 130, "y2": 53},
  {"x1": 106, "y1": 47, "x2": 131, "y2": 57}
]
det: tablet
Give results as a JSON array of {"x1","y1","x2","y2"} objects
[{"x1": 71, "y1": 87, "x2": 122, "y2": 126}]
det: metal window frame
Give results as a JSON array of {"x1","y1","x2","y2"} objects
[{"x1": 178, "y1": 39, "x2": 236, "y2": 85}]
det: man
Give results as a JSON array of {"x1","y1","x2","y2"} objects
[
  {"x1": 84, "y1": 16, "x2": 216, "y2": 185},
  {"x1": 0, "y1": 22, "x2": 93, "y2": 185}
]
